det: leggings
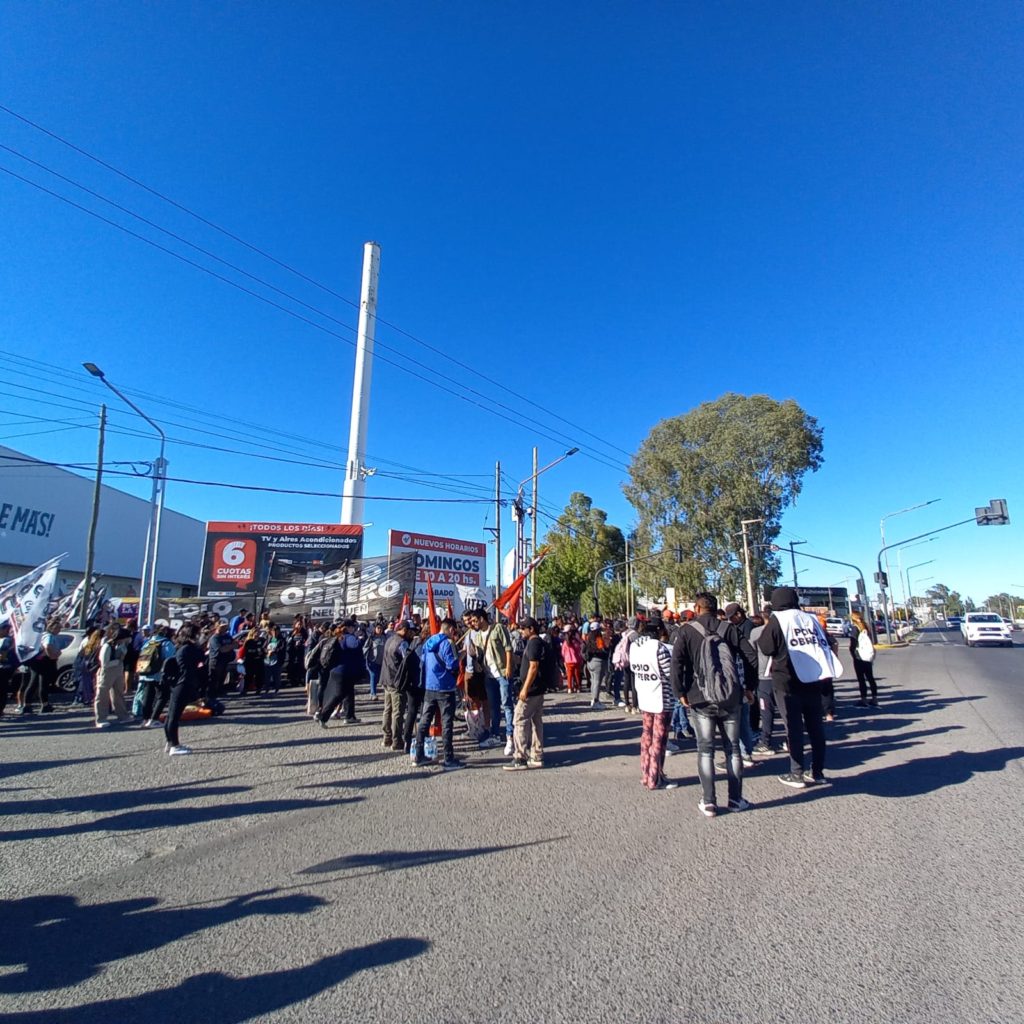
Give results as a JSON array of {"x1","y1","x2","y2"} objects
[
  {"x1": 640, "y1": 710, "x2": 671, "y2": 788},
  {"x1": 693, "y1": 708, "x2": 742, "y2": 806},
  {"x1": 165, "y1": 679, "x2": 196, "y2": 747},
  {"x1": 853, "y1": 658, "x2": 877, "y2": 700},
  {"x1": 143, "y1": 676, "x2": 171, "y2": 723},
  {"x1": 320, "y1": 668, "x2": 356, "y2": 722},
  {"x1": 621, "y1": 667, "x2": 637, "y2": 709}
]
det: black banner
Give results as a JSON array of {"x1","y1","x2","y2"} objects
[
  {"x1": 154, "y1": 596, "x2": 250, "y2": 630},
  {"x1": 263, "y1": 552, "x2": 417, "y2": 623}
]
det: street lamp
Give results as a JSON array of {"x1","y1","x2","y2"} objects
[
  {"x1": 515, "y1": 446, "x2": 578, "y2": 615},
  {"x1": 83, "y1": 362, "x2": 167, "y2": 626},
  {"x1": 879, "y1": 498, "x2": 940, "y2": 637},
  {"x1": 905, "y1": 560, "x2": 935, "y2": 621},
  {"x1": 895, "y1": 537, "x2": 936, "y2": 619}
]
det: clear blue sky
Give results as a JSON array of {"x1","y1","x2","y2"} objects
[{"x1": 1, "y1": 2, "x2": 1021, "y2": 606}]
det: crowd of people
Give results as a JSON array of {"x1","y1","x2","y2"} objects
[{"x1": 0, "y1": 587, "x2": 875, "y2": 816}]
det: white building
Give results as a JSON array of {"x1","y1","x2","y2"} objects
[{"x1": 0, "y1": 445, "x2": 202, "y2": 598}]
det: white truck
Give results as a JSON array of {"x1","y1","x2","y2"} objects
[{"x1": 960, "y1": 612, "x2": 1013, "y2": 647}]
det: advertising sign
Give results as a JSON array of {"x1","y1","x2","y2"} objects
[
  {"x1": 762, "y1": 584, "x2": 849, "y2": 617},
  {"x1": 154, "y1": 596, "x2": 250, "y2": 631},
  {"x1": 388, "y1": 530, "x2": 489, "y2": 616},
  {"x1": 263, "y1": 552, "x2": 417, "y2": 623},
  {"x1": 199, "y1": 522, "x2": 363, "y2": 596}
]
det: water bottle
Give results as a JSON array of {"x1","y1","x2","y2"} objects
[{"x1": 424, "y1": 734, "x2": 437, "y2": 760}]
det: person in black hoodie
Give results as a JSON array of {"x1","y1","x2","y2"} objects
[
  {"x1": 671, "y1": 593, "x2": 755, "y2": 817},
  {"x1": 755, "y1": 586, "x2": 830, "y2": 788}
]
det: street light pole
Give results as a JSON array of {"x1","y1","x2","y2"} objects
[
  {"x1": 83, "y1": 363, "x2": 167, "y2": 626},
  {"x1": 905, "y1": 560, "x2": 935, "y2": 620},
  {"x1": 788, "y1": 540, "x2": 807, "y2": 587},
  {"x1": 879, "y1": 499, "x2": 940, "y2": 630}
]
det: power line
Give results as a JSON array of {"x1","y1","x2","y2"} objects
[
  {"x1": 0, "y1": 104, "x2": 634, "y2": 465},
  {"x1": 0, "y1": 161, "x2": 628, "y2": 474}
]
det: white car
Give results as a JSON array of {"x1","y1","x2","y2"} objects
[
  {"x1": 824, "y1": 617, "x2": 848, "y2": 637},
  {"x1": 960, "y1": 613, "x2": 1013, "y2": 648}
]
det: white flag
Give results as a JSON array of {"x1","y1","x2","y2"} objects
[{"x1": 0, "y1": 554, "x2": 66, "y2": 662}]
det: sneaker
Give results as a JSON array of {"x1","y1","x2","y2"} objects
[
  {"x1": 728, "y1": 797, "x2": 753, "y2": 812},
  {"x1": 391, "y1": 743, "x2": 405, "y2": 752},
  {"x1": 752, "y1": 742, "x2": 774, "y2": 756},
  {"x1": 825, "y1": 713, "x2": 836, "y2": 722},
  {"x1": 715, "y1": 760, "x2": 727, "y2": 773},
  {"x1": 381, "y1": 739, "x2": 393, "y2": 749},
  {"x1": 804, "y1": 773, "x2": 831, "y2": 786},
  {"x1": 656, "y1": 777, "x2": 679, "y2": 790},
  {"x1": 168, "y1": 745, "x2": 192, "y2": 756},
  {"x1": 95, "y1": 721, "x2": 111, "y2": 729},
  {"x1": 741, "y1": 756, "x2": 755, "y2": 769},
  {"x1": 868, "y1": 699, "x2": 879, "y2": 707},
  {"x1": 780, "y1": 740, "x2": 789, "y2": 753},
  {"x1": 665, "y1": 740, "x2": 681, "y2": 754},
  {"x1": 778, "y1": 772, "x2": 807, "y2": 789},
  {"x1": 679, "y1": 728, "x2": 695, "y2": 739},
  {"x1": 15, "y1": 705, "x2": 31, "y2": 715},
  {"x1": 141, "y1": 720, "x2": 155, "y2": 729},
  {"x1": 344, "y1": 716, "x2": 360, "y2": 725},
  {"x1": 503, "y1": 759, "x2": 528, "y2": 771},
  {"x1": 40, "y1": 704, "x2": 54, "y2": 714},
  {"x1": 526, "y1": 759, "x2": 544, "y2": 769},
  {"x1": 590, "y1": 701, "x2": 604, "y2": 710},
  {"x1": 442, "y1": 758, "x2": 465, "y2": 771},
  {"x1": 616, "y1": 701, "x2": 626, "y2": 708},
  {"x1": 698, "y1": 801, "x2": 717, "y2": 818},
  {"x1": 503, "y1": 738, "x2": 514, "y2": 757},
  {"x1": 412, "y1": 754, "x2": 432, "y2": 767},
  {"x1": 479, "y1": 736, "x2": 502, "y2": 750}
]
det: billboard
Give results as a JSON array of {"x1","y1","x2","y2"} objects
[
  {"x1": 199, "y1": 522, "x2": 363, "y2": 597},
  {"x1": 388, "y1": 530, "x2": 489, "y2": 616},
  {"x1": 263, "y1": 552, "x2": 417, "y2": 623},
  {"x1": 763, "y1": 584, "x2": 850, "y2": 617}
]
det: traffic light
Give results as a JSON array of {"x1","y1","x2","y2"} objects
[
  {"x1": 874, "y1": 571, "x2": 889, "y2": 587},
  {"x1": 975, "y1": 498, "x2": 1010, "y2": 526}
]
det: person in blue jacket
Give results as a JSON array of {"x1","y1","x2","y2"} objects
[{"x1": 413, "y1": 618, "x2": 463, "y2": 770}]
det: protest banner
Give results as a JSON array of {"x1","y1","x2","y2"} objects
[
  {"x1": 0, "y1": 554, "x2": 65, "y2": 661},
  {"x1": 387, "y1": 530, "x2": 489, "y2": 616}
]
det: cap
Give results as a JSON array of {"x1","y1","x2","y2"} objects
[
  {"x1": 398, "y1": 619, "x2": 416, "y2": 632},
  {"x1": 682, "y1": 609, "x2": 695, "y2": 621},
  {"x1": 519, "y1": 616, "x2": 539, "y2": 631},
  {"x1": 724, "y1": 602, "x2": 742, "y2": 618}
]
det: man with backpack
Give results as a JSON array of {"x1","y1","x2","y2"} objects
[
  {"x1": 412, "y1": 618, "x2": 463, "y2": 770},
  {"x1": 137, "y1": 625, "x2": 176, "y2": 723},
  {"x1": 503, "y1": 616, "x2": 550, "y2": 772},
  {"x1": 316, "y1": 619, "x2": 364, "y2": 727},
  {"x1": 671, "y1": 593, "x2": 755, "y2": 817}
]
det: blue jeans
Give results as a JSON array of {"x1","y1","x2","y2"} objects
[
  {"x1": 693, "y1": 707, "x2": 742, "y2": 806},
  {"x1": 484, "y1": 675, "x2": 503, "y2": 737},
  {"x1": 367, "y1": 662, "x2": 381, "y2": 697},
  {"x1": 671, "y1": 699, "x2": 694, "y2": 737},
  {"x1": 610, "y1": 668, "x2": 623, "y2": 703},
  {"x1": 498, "y1": 675, "x2": 516, "y2": 738}
]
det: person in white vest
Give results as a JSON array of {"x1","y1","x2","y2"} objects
[
  {"x1": 629, "y1": 621, "x2": 678, "y2": 791},
  {"x1": 756, "y1": 586, "x2": 843, "y2": 788}
]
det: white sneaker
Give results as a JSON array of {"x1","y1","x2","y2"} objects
[
  {"x1": 479, "y1": 736, "x2": 502, "y2": 750},
  {"x1": 503, "y1": 738, "x2": 514, "y2": 757},
  {"x1": 665, "y1": 740, "x2": 681, "y2": 754},
  {"x1": 141, "y1": 720, "x2": 155, "y2": 729},
  {"x1": 95, "y1": 721, "x2": 111, "y2": 729},
  {"x1": 168, "y1": 744, "x2": 192, "y2": 756},
  {"x1": 616, "y1": 701, "x2": 626, "y2": 708}
]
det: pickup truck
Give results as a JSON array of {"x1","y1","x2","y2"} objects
[{"x1": 960, "y1": 613, "x2": 1013, "y2": 647}]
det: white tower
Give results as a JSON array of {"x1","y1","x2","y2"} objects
[{"x1": 341, "y1": 241, "x2": 381, "y2": 525}]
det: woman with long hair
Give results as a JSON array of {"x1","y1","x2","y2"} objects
[
  {"x1": 849, "y1": 611, "x2": 879, "y2": 706},
  {"x1": 95, "y1": 624, "x2": 132, "y2": 728},
  {"x1": 73, "y1": 629, "x2": 102, "y2": 706}
]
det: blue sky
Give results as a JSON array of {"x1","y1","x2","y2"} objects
[{"x1": 1, "y1": 2, "x2": 1021, "y2": 606}]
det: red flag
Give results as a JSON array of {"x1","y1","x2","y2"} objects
[
  {"x1": 426, "y1": 578, "x2": 440, "y2": 635},
  {"x1": 493, "y1": 547, "x2": 550, "y2": 623},
  {"x1": 399, "y1": 592, "x2": 411, "y2": 624},
  {"x1": 445, "y1": 598, "x2": 455, "y2": 621}
]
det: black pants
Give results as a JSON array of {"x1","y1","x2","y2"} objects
[
  {"x1": 319, "y1": 668, "x2": 356, "y2": 722},
  {"x1": 164, "y1": 678, "x2": 196, "y2": 748},
  {"x1": 209, "y1": 654, "x2": 232, "y2": 700},
  {"x1": 416, "y1": 690, "x2": 456, "y2": 761},
  {"x1": 821, "y1": 678, "x2": 835, "y2": 717},
  {"x1": 758, "y1": 685, "x2": 778, "y2": 743},
  {"x1": 0, "y1": 668, "x2": 13, "y2": 714},
  {"x1": 402, "y1": 686, "x2": 425, "y2": 751},
  {"x1": 21, "y1": 659, "x2": 55, "y2": 708},
  {"x1": 143, "y1": 676, "x2": 171, "y2": 723},
  {"x1": 621, "y1": 667, "x2": 637, "y2": 709},
  {"x1": 853, "y1": 658, "x2": 877, "y2": 700},
  {"x1": 778, "y1": 683, "x2": 826, "y2": 777}
]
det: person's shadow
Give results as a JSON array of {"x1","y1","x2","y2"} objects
[
  {"x1": 0, "y1": 889, "x2": 326, "y2": 994},
  {"x1": 4, "y1": 937, "x2": 430, "y2": 1024}
]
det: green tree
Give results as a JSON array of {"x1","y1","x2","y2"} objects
[
  {"x1": 535, "y1": 492, "x2": 625, "y2": 612},
  {"x1": 623, "y1": 393, "x2": 824, "y2": 603}
]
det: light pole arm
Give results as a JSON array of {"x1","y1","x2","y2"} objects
[{"x1": 593, "y1": 550, "x2": 670, "y2": 617}]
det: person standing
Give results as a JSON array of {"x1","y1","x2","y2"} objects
[
  {"x1": 401, "y1": 622, "x2": 431, "y2": 753},
  {"x1": 849, "y1": 611, "x2": 878, "y2": 706},
  {"x1": 584, "y1": 620, "x2": 610, "y2": 709},
  {"x1": 380, "y1": 620, "x2": 416, "y2": 751},
  {"x1": 263, "y1": 623, "x2": 285, "y2": 694},
  {"x1": 95, "y1": 624, "x2": 132, "y2": 728},
  {"x1": 164, "y1": 623, "x2": 204, "y2": 756},
  {"x1": 630, "y1": 621, "x2": 678, "y2": 790},
  {"x1": 413, "y1": 618, "x2": 463, "y2": 770},
  {"x1": 140, "y1": 627, "x2": 178, "y2": 728},
  {"x1": 317, "y1": 618, "x2": 364, "y2": 726},
  {"x1": 0, "y1": 621, "x2": 16, "y2": 717},
  {"x1": 478, "y1": 609, "x2": 515, "y2": 756},
  {"x1": 561, "y1": 625, "x2": 583, "y2": 695},
  {"x1": 756, "y1": 587, "x2": 841, "y2": 788},
  {"x1": 503, "y1": 616, "x2": 546, "y2": 772},
  {"x1": 72, "y1": 629, "x2": 102, "y2": 708},
  {"x1": 206, "y1": 623, "x2": 234, "y2": 702},
  {"x1": 364, "y1": 622, "x2": 387, "y2": 701},
  {"x1": 671, "y1": 593, "x2": 753, "y2": 817},
  {"x1": 285, "y1": 618, "x2": 308, "y2": 689}
]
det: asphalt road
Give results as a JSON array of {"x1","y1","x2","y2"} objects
[{"x1": 3, "y1": 633, "x2": 1023, "y2": 1024}]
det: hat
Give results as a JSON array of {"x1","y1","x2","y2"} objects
[
  {"x1": 723, "y1": 602, "x2": 742, "y2": 618},
  {"x1": 398, "y1": 619, "x2": 416, "y2": 632},
  {"x1": 519, "y1": 616, "x2": 539, "y2": 631},
  {"x1": 682, "y1": 609, "x2": 695, "y2": 621},
  {"x1": 770, "y1": 587, "x2": 799, "y2": 611}
]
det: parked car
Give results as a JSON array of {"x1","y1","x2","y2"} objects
[
  {"x1": 946, "y1": 616, "x2": 962, "y2": 630},
  {"x1": 960, "y1": 613, "x2": 1013, "y2": 647},
  {"x1": 825, "y1": 617, "x2": 848, "y2": 637},
  {"x1": 11, "y1": 629, "x2": 86, "y2": 696}
]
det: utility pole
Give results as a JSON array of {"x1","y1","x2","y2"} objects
[
  {"x1": 740, "y1": 518, "x2": 763, "y2": 614},
  {"x1": 529, "y1": 446, "x2": 538, "y2": 615},
  {"x1": 624, "y1": 535, "x2": 631, "y2": 619},
  {"x1": 494, "y1": 461, "x2": 502, "y2": 600},
  {"x1": 79, "y1": 404, "x2": 106, "y2": 629},
  {"x1": 341, "y1": 241, "x2": 381, "y2": 526},
  {"x1": 789, "y1": 540, "x2": 807, "y2": 587}
]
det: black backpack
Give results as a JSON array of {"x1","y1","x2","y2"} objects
[
  {"x1": 319, "y1": 636, "x2": 338, "y2": 671},
  {"x1": 688, "y1": 620, "x2": 742, "y2": 708},
  {"x1": 537, "y1": 636, "x2": 562, "y2": 693}
]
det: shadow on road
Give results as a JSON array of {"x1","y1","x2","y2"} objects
[
  {"x1": 0, "y1": 888, "x2": 335, "y2": 995},
  {"x1": 1, "y1": 794, "x2": 362, "y2": 842},
  {"x1": 298, "y1": 836, "x2": 568, "y2": 878}
]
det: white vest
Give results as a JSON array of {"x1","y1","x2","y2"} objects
[{"x1": 773, "y1": 609, "x2": 844, "y2": 682}]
